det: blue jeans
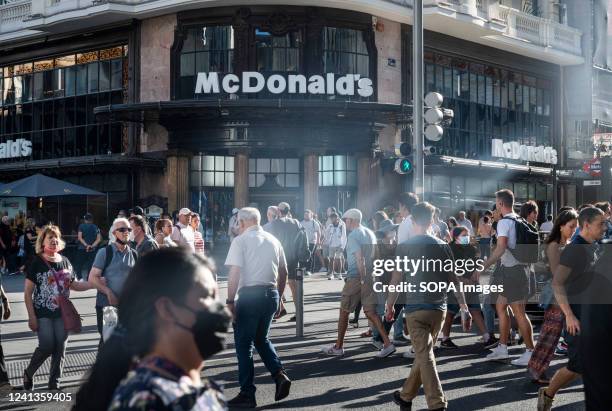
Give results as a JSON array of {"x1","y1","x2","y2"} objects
[
  {"x1": 483, "y1": 303, "x2": 495, "y2": 334},
  {"x1": 234, "y1": 286, "x2": 283, "y2": 396}
]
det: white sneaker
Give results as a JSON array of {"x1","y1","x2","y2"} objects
[
  {"x1": 305, "y1": 271, "x2": 312, "y2": 276},
  {"x1": 376, "y1": 344, "x2": 396, "y2": 358},
  {"x1": 403, "y1": 346, "x2": 416, "y2": 358},
  {"x1": 371, "y1": 340, "x2": 383, "y2": 350},
  {"x1": 321, "y1": 344, "x2": 344, "y2": 356},
  {"x1": 486, "y1": 344, "x2": 509, "y2": 361},
  {"x1": 327, "y1": 274, "x2": 333, "y2": 280},
  {"x1": 511, "y1": 350, "x2": 533, "y2": 366}
]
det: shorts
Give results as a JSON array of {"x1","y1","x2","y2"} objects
[
  {"x1": 287, "y1": 262, "x2": 298, "y2": 280},
  {"x1": 328, "y1": 246, "x2": 343, "y2": 258},
  {"x1": 322, "y1": 245, "x2": 329, "y2": 258},
  {"x1": 566, "y1": 305, "x2": 583, "y2": 374},
  {"x1": 447, "y1": 303, "x2": 482, "y2": 315},
  {"x1": 498, "y1": 265, "x2": 529, "y2": 304},
  {"x1": 340, "y1": 278, "x2": 377, "y2": 314}
]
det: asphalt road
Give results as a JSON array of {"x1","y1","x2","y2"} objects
[{"x1": 0, "y1": 271, "x2": 585, "y2": 411}]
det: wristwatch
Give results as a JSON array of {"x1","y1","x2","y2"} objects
[{"x1": 226, "y1": 299, "x2": 234, "y2": 305}]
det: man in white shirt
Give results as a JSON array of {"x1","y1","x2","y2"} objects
[
  {"x1": 397, "y1": 192, "x2": 419, "y2": 244},
  {"x1": 324, "y1": 213, "x2": 347, "y2": 279},
  {"x1": 476, "y1": 189, "x2": 535, "y2": 365},
  {"x1": 170, "y1": 208, "x2": 195, "y2": 251},
  {"x1": 457, "y1": 210, "x2": 474, "y2": 236},
  {"x1": 540, "y1": 214, "x2": 554, "y2": 232},
  {"x1": 225, "y1": 207, "x2": 291, "y2": 408},
  {"x1": 301, "y1": 210, "x2": 321, "y2": 275}
]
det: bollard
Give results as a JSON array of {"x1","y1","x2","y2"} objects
[{"x1": 295, "y1": 266, "x2": 304, "y2": 337}]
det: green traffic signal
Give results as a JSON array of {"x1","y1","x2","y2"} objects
[
  {"x1": 401, "y1": 159, "x2": 412, "y2": 172},
  {"x1": 394, "y1": 158, "x2": 413, "y2": 175}
]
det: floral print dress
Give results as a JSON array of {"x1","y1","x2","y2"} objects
[{"x1": 108, "y1": 357, "x2": 226, "y2": 411}]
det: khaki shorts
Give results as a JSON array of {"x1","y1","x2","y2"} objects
[
  {"x1": 340, "y1": 278, "x2": 378, "y2": 314},
  {"x1": 329, "y1": 246, "x2": 343, "y2": 258}
]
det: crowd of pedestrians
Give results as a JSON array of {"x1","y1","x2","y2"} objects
[{"x1": 0, "y1": 191, "x2": 609, "y2": 411}]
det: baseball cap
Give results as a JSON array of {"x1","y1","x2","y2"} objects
[
  {"x1": 342, "y1": 208, "x2": 362, "y2": 222},
  {"x1": 278, "y1": 202, "x2": 291, "y2": 213},
  {"x1": 377, "y1": 219, "x2": 398, "y2": 233},
  {"x1": 179, "y1": 208, "x2": 191, "y2": 216},
  {"x1": 232, "y1": 208, "x2": 239, "y2": 215}
]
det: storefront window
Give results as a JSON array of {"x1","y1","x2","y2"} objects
[
  {"x1": 0, "y1": 46, "x2": 128, "y2": 163},
  {"x1": 178, "y1": 25, "x2": 234, "y2": 99},
  {"x1": 256, "y1": 30, "x2": 301, "y2": 73},
  {"x1": 191, "y1": 155, "x2": 234, "y2": 188},
  {"x1": 318, "y1": 155, "x2": 356, "y2": 187},
  {"x1": 323, "y1": 27, "x2": 369, "y2": 79},
  {"x1": 249, "y1": 157, "x2": 300, "y2": 188}
]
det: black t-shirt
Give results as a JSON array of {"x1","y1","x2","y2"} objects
[
  {"x1": 25, "y1": 255, "x2": 75, "y2": 319},
  {"x1": 559, "y1": 235, "x2": 599, "y2": 304},
  {"x1": 24, "y1": 228, "x2": 36, "y2": 256}
]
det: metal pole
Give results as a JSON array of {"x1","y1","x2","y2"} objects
[
  {"x1": 295, "y1": 266, "x2": 304, "y2": 338},
  {"x1": 413, "y1": 0, "x2": 424, "y2": 196}
]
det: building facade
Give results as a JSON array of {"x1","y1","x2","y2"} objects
[{"x1": 0, "y1": 0, "x2": 591, "y2": 238}]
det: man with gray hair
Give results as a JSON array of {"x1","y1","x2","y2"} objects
[
  {"x1": 263, "y1": 205, "x2": 280, "y2": 232},
  {"x1": 225, "y1": 207, "x2": 291, "y2": 408}
]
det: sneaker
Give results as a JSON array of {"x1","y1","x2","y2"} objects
[
  {"x1": 393, "y1": 335, "x2": 410, "y2": 346},
  {"x1": 349, "y1": 318, "x2": 359, "y2": 328},
  {"x1": 537, "y1": 387, "x2": 554, "y2": 411},
  {"x1": 289, "y1": 315, "x2": 296, "y2": 322},
  {"x1": 483, "y1": 335, "x2": 499, "y2": 350},
  {"x1": 321, "y1": 344, "x2": 344, "y2": 356},
  {"x1": 392, "y1": 390, "x2": 412, "y2": 411},
  {"x1": 371, "y1": 340, "x2": 383, "y2": 350},
  {"x1": 555, "y1": 341, "x2": 568, "y2": 356},
  {"x1": 439, "y1": 338, "x2": 458, "y2": 349},
  {"x1": 327, "y1": 274, "x2": 333, "y2": 280},
  {"x1": 274, "y1": 308, "x2": 287, "y2": 320},
  {"x1": 305, "y1": 271, "x2": 312, "y2": 277},
  {"x1": 403, "y1": 346, "x2": 416, "y2": 359},
  {"x1": 376, "y1": 343, "x2": 396, "y2": 358},
  {"x1": 274, "y1": 371, "x2": 291, "y2": 401},
  {"x1": 227, "y1": 392, "x2": 257, "y2": 409},
  {"x1": 511, "y1": 350, "x2": 533, "y2": 367},
  {"x1": 486, "y1": 344, "x2": 509, "y2": 361}
]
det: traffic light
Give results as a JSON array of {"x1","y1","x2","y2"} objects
[
  {"x1": 393, "y1": 142, "x2": 413, "y2": 174},
  {"x1": 394, "y1": 157, "x2": 414, "y2": 175},
  {"x1": 424, "y1": 146, "x2": 437, "y2": 156},
  {"x1": 424, "y1": 92, "x2": 453, "y2": 142}
]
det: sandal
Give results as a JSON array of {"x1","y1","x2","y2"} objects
[{"x1": 360, "y1": 330, "x2": 372, "y2": 338}]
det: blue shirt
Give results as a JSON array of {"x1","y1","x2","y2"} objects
[
  {"x1": 92, "y1": 243, "x2": 136, "y2": 307},
  {"x1": 78, "y1": 223, "x2": 100, "y2": 250},
  {"x1": 346, "y1": 225, "x2": 377, "y2": 279}
]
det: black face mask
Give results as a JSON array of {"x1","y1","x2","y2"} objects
[{"x1": 175, "y1": 302, "x2": 231, "y2": 360}]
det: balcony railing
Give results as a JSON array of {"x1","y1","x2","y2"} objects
[
  {"x1": 0, "y1": 0, "x2": 583, "y2": 58},
  {"x1": 492, "y1": 5, "x2": 582, "y2": 55}
]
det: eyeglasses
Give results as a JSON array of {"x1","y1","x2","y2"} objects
[{"x1": 116, "y1": 227, "x2": 132, "y2": 233}]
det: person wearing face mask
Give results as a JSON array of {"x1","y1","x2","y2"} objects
[
  {"x1": 439, "y1": 227, "x2": 494, "y2": 350},
  {"x1": 89, "y1": 218, "x2": 138, "y2": 346},
  {"x1": 74, "y1": 247, "x2": 229, "y2": 411},
  {"x1": 23, "y1": 225, "x2": 93, "y2": 391},
  {"x1": 128, "y1": 215, "x2": 159, "y2": 257},
  {"x1": 225, "y1": 207, "x2": 291, "y2": 408}
]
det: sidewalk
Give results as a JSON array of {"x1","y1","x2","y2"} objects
[{"x1": 0, "y1": 272, "x2": 585, "y2": 410}]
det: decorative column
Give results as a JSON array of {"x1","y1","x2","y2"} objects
[
  {"x1": 234, "y1": 150, "x2": 249, "y2": 208},
  {"x1": 166, "y1": 149, "x2": 191, "y2": 214},
  {"x1": 303, "y1": 153, "x2": 319, "y2": 213}
]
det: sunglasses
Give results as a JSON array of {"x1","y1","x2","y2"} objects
[{"x1": 116, "y1": 227, "x2": 132, "y2": 233}]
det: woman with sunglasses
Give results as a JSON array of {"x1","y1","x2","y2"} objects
[{"x1": 89, "y1": 218, "x2": 137, "y2": 346}]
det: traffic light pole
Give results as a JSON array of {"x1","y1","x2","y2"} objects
[{"x1": 412, "y1": 0, "x2": 424, "y2": 197}]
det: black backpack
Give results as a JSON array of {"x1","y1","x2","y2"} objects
[
  {"x1": 502, "y1": 215, "x2": 540, "y2": 264},
  {"x1": 294, "y1": 226, "x2": 311, "y2": 266}
]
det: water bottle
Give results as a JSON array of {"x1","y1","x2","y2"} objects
[
  {"x1": 102, "y1": 306, "x2": 118, "y2": 342},
  {"x1": 461, "y1": 308, "x2": 472, "y2": 332}
]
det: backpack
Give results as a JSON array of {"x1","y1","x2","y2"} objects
[
  {"x1": 102, "y1": 244, "x2": 138, "y2": 276},
  {"x1": 502, "y1": 215, "x2": 540, "y2": 264},
  {"x1": 294, "y1": 226, "x2": 311, "y2": 266}
]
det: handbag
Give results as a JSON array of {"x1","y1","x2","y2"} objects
[{"x1": 39, "y1": 256, "x2": 82, "y2": 333}]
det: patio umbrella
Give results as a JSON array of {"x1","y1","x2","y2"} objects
[
  {"x1": 0, "y1": 174, "x2": 104, "y2": 228},
  {"x1": 0, "y1": 174, "x2": 103, "y2": 197}
]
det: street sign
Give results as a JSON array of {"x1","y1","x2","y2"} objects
[
  {"x1": 583, "y1": 180, "x2": 602, "y2": 186},
  {"x1": 582, "y1": 158, "x2": 602, "y2": 177}
]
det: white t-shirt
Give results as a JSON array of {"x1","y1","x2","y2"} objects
[
  {"x1": 325, "y1": 222, "x2": 347, "y2": 249},
  {"x1": 171, "y1": 222, "x2": 195, "y2": 251},
  {"x1": 496, "y1": 213, "x2": 520, "y2": 267},
  {"x1": 397, "y1": 216, "x2": 415, "y2": 244},
  {"x1": 301, "y1": 219, "x2": 321, "y2": 245},
  {"x1": 540, "y1": 221, "x2": 554, "y2": 232},
  {"x1": 225, "y1": 225, "x2": 287, "y2": 291}
]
